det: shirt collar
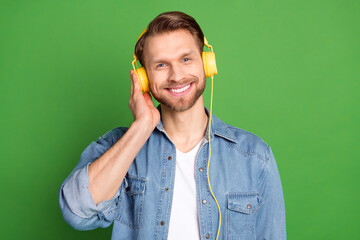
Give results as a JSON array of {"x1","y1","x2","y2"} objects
[{"x1": 155, "y1": 105, "x2": 237, "y2": 143}]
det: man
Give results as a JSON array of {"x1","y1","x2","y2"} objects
[{"x1": 59, "y1": 11, "x2": 286, "y2": 240}]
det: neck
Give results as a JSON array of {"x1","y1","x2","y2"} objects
[{"x1": 161, "y1": 96, "x2": 208, "y2": 152}]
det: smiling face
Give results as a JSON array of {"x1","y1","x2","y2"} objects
[{"x1": 143, "y1": 29, "x2": 206, "y2": 112}]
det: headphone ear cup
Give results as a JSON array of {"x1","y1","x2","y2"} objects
[
  {"x1": 135, "y1": 66, "x2": 150, "y2": 92},
  {"x1": 202, "y1": 51, "x2": 218, "y2": 78}
]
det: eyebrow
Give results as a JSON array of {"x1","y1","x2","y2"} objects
[{"x1": 150, "y1": 50, "x2": 195, "y2": 65}]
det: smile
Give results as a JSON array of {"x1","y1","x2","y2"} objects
[{"x1": 168, "y1": 83, "x2": 191, "y2": 93}]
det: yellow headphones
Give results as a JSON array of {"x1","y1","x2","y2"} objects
[{"x1": 131, "y1": 28, "x2": 218, "y2": 92}]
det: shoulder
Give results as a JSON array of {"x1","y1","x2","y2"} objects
[
  {"x1": 218, "y1": 119, "x2": 272, "y2": 163},
  {"x1": 225, "y1": 122, "x2": 270, "y2": 148}
]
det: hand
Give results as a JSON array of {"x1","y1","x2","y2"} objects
[{"x1": 129, "y1": 70, "x2": 160, "y2": 129}]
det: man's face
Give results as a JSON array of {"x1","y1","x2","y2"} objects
[{"x1": 143, "y1": 29, "x2": 206, "y2": 112}]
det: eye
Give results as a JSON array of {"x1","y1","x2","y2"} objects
[
  {"x1": 183, "y1": 57, "x2": 190, "y2": 62},
  {"x1": 156, "y1": 63, "x2": 166, "y2": 68}
]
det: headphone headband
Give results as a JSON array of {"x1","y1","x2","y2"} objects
[{"x1": 134, "y1": 28, "x2": 213, "y2": 60}]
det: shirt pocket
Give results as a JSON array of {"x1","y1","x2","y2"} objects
[
  {"x1": 115, "y1": 174, "x2": 146, "y2": 229},
  {"x1": 226, "y1": 192, "x2": 264, "y2": 240}
]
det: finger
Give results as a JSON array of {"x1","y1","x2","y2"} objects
[
  {"x1": 143, "y1": 92, "x2": 154, "y2": 107},
  {"x1": 130, "y1": 70, "x2": 135, "y2": 97},
  {"x1": 132, "y1": 70, "x2": 141, "y2": 93}
]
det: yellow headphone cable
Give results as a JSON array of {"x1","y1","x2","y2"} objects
[{"x1": 207, "y1": 75, "x2": 221, "y2": 240}]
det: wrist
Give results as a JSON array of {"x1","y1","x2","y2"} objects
[{"x1": 131, "y1": 119, "x2": 157, "y2": 135}]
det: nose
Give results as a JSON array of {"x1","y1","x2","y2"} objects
[{"x1": 168, "y1": 64, "x2": 185, "y2": 82}]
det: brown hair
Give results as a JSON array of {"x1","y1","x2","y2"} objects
[{"x1": 134, "y1": 11, "x2": 205, "y2": 67}]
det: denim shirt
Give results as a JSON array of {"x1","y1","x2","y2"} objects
[{"x1": 59, "y1": 108, "x2": 286, "y2": 240}]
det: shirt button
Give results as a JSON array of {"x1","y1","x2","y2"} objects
[
  {"x1": 168, "y1": 156, "x2": 172, "y2": 160},
  {"x1": 199, "y1": 167, "x2": 204, "y2": 172},
  {"x1": 205, "y1": 233, "x2": 210, "y2": 239},
  {"x1": 247, "y1": 204, "x2": 252, "y2": 209},
  {"x1": 202, "y1": 199, "x2": 207, "y2": 204},
  {"x1": 160, "y1": 221, "x2": 165, "y2": 226},
  {"x1": 165, "y1": 187, "x2": 169, "y2": 192}
]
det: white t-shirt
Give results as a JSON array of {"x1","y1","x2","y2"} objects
[{"x1": 167, "y1": 138, "x2": 204, "y2": 240}]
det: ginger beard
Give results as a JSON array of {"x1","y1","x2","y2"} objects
[{"x1": 149, "y1": 74, "x2": 206, "y2": 112}]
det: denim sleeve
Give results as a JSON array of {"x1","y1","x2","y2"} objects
[
  {"x1": 256, "y1": 147, "x2": 287, "y2": 239},
  {"x1": 58, "y1": 129, "x2": 125, "y2": 231}
]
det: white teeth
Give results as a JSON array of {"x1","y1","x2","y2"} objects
[{"x1": 169, "y1": 84, "x2": 191, "y2": 93}]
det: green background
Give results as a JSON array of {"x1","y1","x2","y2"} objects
[{"x1": 1, "y1": 0, "x2": 359, "y2": 239}]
